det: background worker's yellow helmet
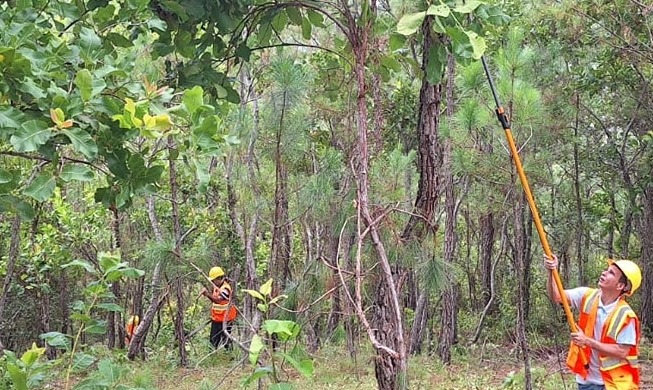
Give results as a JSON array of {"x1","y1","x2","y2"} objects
[
  {"x1": 209, "y1": 266, "x2": 225, "y2": 280},
  {"x1": 608, "y1": 259, "x2": 642, "y2": 296}
]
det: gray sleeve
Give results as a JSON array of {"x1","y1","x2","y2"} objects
[
  {"x1": 565, "y1": 287, "x2": 589, "y2": 311},
  {"x1": 616, "y1": 320, "x2": 637, "y2": 346}
]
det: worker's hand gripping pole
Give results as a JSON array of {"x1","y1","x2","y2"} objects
[{"x1": 480, "y1": 57, "x2": 588, "y2": 368}]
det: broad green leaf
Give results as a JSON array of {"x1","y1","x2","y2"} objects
[
  {"x1": 160, "y1": 0, "x2": 188, "y2": 21},
  {"x1": 286, "y1": 7, "x2": 302, "y2": 25},
  {"x1": 301, "y1": 17, "x2": 312, "y2": 40},
  {"x1": 40, "y1": 332, "x2": 71, "y2": 350},
  {"x1": 183, "y1": 86, "x2": 204, "y2": 115},
  {"x1": 0, "y1": 169, "x2": 12, "y2": 184},
  {"x1": 425, "y1": 45, "x2": 446, "y2": 84},
  {"x1": 6, "y1": 363, "x2": 27, "y2": 390},
  {"x1": 14, "y1": 199, "x2": 35, "y2": 221},
  {"x1": 21, "y1": 343, "x2": 45, "y2": 365},
  {"x1": 465, "y1": 30, "x2": 487, "y2": 59},
  {"x1": 235, "y1": 44, "x2": 251, "y2": 62},
  {"x1": 85, "y1": 319, "x2": 107, "y2": 334},
  {"x1": 107, "y1": 32, "x2": 133, "y2": 48},
  {"x1": 278, "y1": 352, "x2": 314, "y2": 378},
  {"x1": 0, "y1": 106, "x2": 22, "y2": 128},
  {"x1": 389, "y1": 33, "x2": 406, "y2": 51},
  {"x1": 306, "y1": 9, "x2": 325, "y2": 27},
  {"x1": 18, "y1": 78, "x2": 46, "y2": 99},
  {"x1": 262, "y1": 320, "x2": 299, "y2": 338},
  {"x1": 260, "y1": 278, "x2": 273, "y2": 297},
  {"x1": 242, "y1": 366, "x2": 272, "y2": 387},
  {"x1": 119, "y1": 267, "x2": 145, "y2": 279},
  {"x1": 75, "y1": 69, "x2": 93, "y2": 102},
  {"x1": 62, "y1": 128, "x2": 98, "y2": 159},
  {"x1": 10, "y1": 120, "x2": 51, "y2": 152},
  {"x1": 426, "y1": 4, "x2": 450, "y2": 17},
  {"x1": 61, "y1": 259, "x2": 96, "y2": 273},
  {"x1": 248, "y1": 334, "x2": 264, "y2": 365},
  {"x1": 143, "y1": 113, "x2": 172, "y2": 132},
  {"x1": 396, "y1": 12, "x2": 426, "y2": 36},
  {"x1": 98, "y1": 359, "x2": 124, "y2": 384},
  {"x1": 71, "y1": 353, "x2": 96, "y2": 372},
  {"x1": 98, "y1": 251, "x2": 120, "y2": 273},
  {"x1": 243, "y1": 289, "x2": 265, "y2": 301},
  {"x1": 60, "y1": 165, "x2": 95, "y2": 182},
  {"x1": 453, "y1": 0, "x2": 483, "y2": 13},
  {"x1": 22, "y1": 174, "x2": 56, "y2": 202},
  {"x1": 79, "y1": 27, "x2": 101, "y2": 49}
]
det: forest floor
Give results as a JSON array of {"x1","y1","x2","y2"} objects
[{"x1": 45, "y1": 339, "x2": 653, "y2": 389}]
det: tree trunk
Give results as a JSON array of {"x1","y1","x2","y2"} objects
[
  {"x1": 128, "y1": 196, "x2": 166, "y2": 360},
  {"x1": 437, "y1": 52, "x2": 459, "y2": 364},
  {"x1": 400, "y1": 16, "x2": 443, "y2": 242},
  {"x1": 167, "y1": 136, "x2": 187, "y2": 366},
  {"x1": 573, "y1": 93, "x2": 587, "y2": 286},
  {"x1": 270, "y1": 89, "x2": 292, "y2": 295},
  {"x1": 0, "y1": 216, "x2": 21, "y2": 353},
  {"x1": 512, "y1": 189, "x2": 532, "y2": 390},
  {"x1": 639, "y1": 185, "x2": 653, "y2": 334},
  {"x1": 479, "y1": 212, "x2": 495, "y2": 310}
]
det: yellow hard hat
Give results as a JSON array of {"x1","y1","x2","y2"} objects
[
  {"x1": 608, "y1": 259, "x2": 642, "y2": 296},
  {"x1": 209, "y1": 266, "x2": 225, "y2": 280}
]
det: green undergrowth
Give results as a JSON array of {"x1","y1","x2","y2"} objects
[{"x1": 33, "y1": 339, "x2": 607, "y2": 390}]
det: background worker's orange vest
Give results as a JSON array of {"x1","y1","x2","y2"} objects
[
  {"x1": 567, "y1": 289, "x2": 640, "y2": 390},
  {"x1": 211, "y1": 281, "x2": 237, "y2": 322}
]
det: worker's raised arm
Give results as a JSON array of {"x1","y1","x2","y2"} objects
[{"x1": 544, "y1": 254, "x2": 568, "y2": 304}]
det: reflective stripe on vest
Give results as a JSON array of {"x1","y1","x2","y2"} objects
[{"x1": 599, "y1": 302, "x2": 639, "y2": 371}]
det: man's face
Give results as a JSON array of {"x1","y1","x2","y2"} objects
[
  {"x1": 598, "y1": 264, "x2": 626, "y2": 294},
  {"x1": 212, "y1": 277, "x2": 223, "y2": 287}
]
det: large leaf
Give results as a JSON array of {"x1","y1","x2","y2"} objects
[
  {"x1": 10, "y1": 120, "x2": 51, "y2": 152},
  {"x1": 465, "y1": 30, "x2": 487, "y2": 59},
  {"x1": 0, "y1": 106, "x2": 22, "y2": 129},
  {"x1": 0, "y1": 195, "x2": 36, "y2": 221},
  {"x1": 426, "y1": 4, "x2": 450, "y2": 17},
  {"x1": 278, "y1": 352, "x2": 314, "y2": 378},
  {"x1": 262, "y1": 320, "x2": 300, "y2": 339},
  {"x1": 62, "y1": 128, "x2": 98, "y2": 159},
  {"x1": 453, "y1": 0, "x2": 483, "y2": 13},
  {"x1": 61, "y1": 259, "x2": 96, "y2": 273},
  {"x1": 248, "y1": 334, "x2": 265, "y2": 365},
  {"x1": 181, "y1": 86, "x2": 204, "y2": 115},
  {"x1": 75, "y1": 69, "x2": 93, "y2": 102},
  {"x1": 60, "y1": 165, "x2": 95, "y2": 182},
  {"x1": 40, "y1": 332, "x2": 71, "y2": 350},
  {"x1": 396, "y1": 12, "x2": 426, "y2": 36},
  {"x1": 71, "y1": 352, "x2": 96, "y2": 372},
  {"x1": 0, "y1": 168, "x2": 13, "y2": 184},
  {"x1": 22, "y1": 174, "x2": 56, "y2": 202}
]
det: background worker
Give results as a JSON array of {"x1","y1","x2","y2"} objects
[
  {"x1": 200, "y1": 266, "x2": 237, "y2": 349},
  {"x1": 124, "y1": 315, "x2": 139, "y2": 346},
  {"x1": 544, "y1": 255, "x2": 641, "y2": 390}
]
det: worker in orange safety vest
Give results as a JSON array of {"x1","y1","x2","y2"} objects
[
  {"x1": 545, "y1": 255, "x2": 642, "y2": 390},
  {"x1": 125, "y1": 315, "x2": 139, "y2": 346},
  {"x1": 200, "y1": 266, "x2": 237, "y2": 349}
]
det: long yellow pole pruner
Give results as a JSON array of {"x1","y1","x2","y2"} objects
[{"x1": 481, "y1": 56, "x2": 588, "y2": 368}]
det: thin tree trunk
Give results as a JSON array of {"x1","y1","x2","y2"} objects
[
  {"x1": 639, "y1": 185, "x2": 653, "y2": 333},
  {"x1": 437, "y1": 53, "x2": 459, "y2": 364},
  {"x1": 271, "y1": 90, "x2": 292, "y2": 295},
  {"x1": 128, "y1": 196, "x2": 166, "y2": 360},
  {"x1": 350, "y1": 16, "x2": 407, "y2": 389},
  {"x1": 0, "y1": 216, "x2": 21, "y2": 353},
  {"x1": 167, "y1": 136, "x2": 187, "y2": 366},
  {"x1": 573, "y1": 93, "x2": 586, "y2": 285}
]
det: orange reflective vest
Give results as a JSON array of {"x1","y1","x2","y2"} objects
[
  {"x1": 567, "y1": 289, "x2": 640, "y2": 390},
  {"x1": 210, "y1": 281, "x2": 237, "y2": 323},
  {"x1": 125, "y1": 315, "x2": 139, "y2": 345}
]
